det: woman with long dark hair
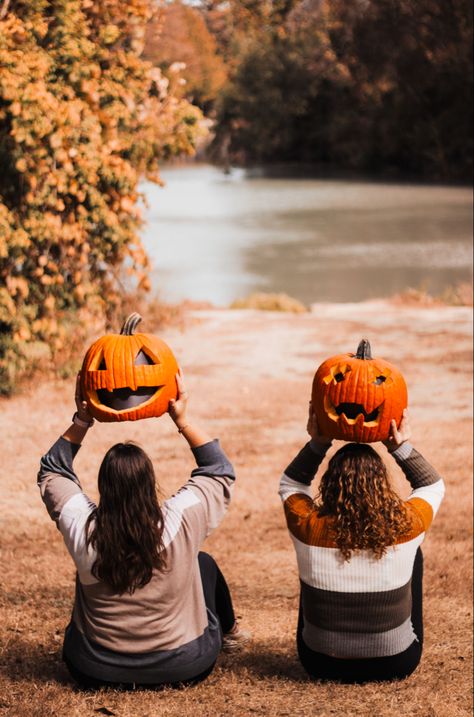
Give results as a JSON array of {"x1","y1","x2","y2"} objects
[
  {"x1": 38, "y1": 373, "x2": 247, "y2": 689},
  {"x1": 279, "y1": 407, "x2": 445, "y2": 683}
]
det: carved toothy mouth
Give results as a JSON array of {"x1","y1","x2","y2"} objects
[
  {"x1": 97, "y1": 386, "x2": 163, "y2": 411},
  {"x1": 324, "y1": 395, "x2": 383, "y2": 426},
  {"x1": 335, "y1": 402, "x2": 379, "y2": 422}
]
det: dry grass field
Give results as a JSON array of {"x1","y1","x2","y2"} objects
[{"x1": 1, "y1": 301, "x2": 472, "y2": 717}]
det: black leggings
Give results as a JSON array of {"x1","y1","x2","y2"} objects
[
  {"x1": 297, "y1": 548, "x2": 424, "y2": 683},
  {"x1": 65, "y1": 552, "x2": 235, "y2": 690},
  {"x1": 198, "y1": 551, "x2": 236, "y2": 634}
]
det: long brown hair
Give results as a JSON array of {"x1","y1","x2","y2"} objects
[
  {"x1": 315, "y1": 443, "x2": 412, "y2": 560},
  {"x1": 86, "y1": 442, "x2": 166, "y2": 594}
]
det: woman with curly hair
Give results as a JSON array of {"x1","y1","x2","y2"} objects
[{"x1": 279, "y1": 407, "x2": 445, "y2": 683}]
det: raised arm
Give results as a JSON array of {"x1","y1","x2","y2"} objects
[
  {"x1": 279, "y1": 404, "x2": 332, "y2": 504},
  {"x1": 38, "y1": 375, "x2": 95, "y2": 524},
  {"x1": 165, "y1": 371, "x2": 235, "y2": 545},
  {"x1": 383, "y1": 409, "x2": 445, "y2": 530}
]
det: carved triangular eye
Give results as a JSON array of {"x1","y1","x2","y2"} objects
[
  {"x1": 374, "y1": 375, "x2": 386, "y2": 385},
  {"x1": 98, "y1": 357, "x2": 106, "y2": 370},
  {"x1": 134, "y1": 349, "x2": 154, "y2": 366}
]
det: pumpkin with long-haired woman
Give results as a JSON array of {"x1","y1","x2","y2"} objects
[
  {"x1": 80, "y1": 312, "x2": 179, "y2": 422},
  {"x1": 38, "y1": 372, "x2": 249, "y2": 689}
]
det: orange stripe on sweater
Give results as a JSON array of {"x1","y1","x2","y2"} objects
[
  {"x1": 284, "y1": 494, "x2": 338, "y2": 548},
  {"x1": 396, "y1": 498, "x2": 433, "y2": 543},
  {"x1": 284, "y1": 494, "x2": 433, "y2": 548}
]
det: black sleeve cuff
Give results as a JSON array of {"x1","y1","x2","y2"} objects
[
  {"x1": 191, "y1": 439, "x2": 235, "y2": 481},
  {"x1": 38, "y1": 436, "x2": 81, "y2": 485},
  {"x1": 284, "y1": 441, "x2": 330, "y2": 485}
]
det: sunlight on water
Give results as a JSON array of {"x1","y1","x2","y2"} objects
[{"x1": 141, "y1": 164, "x2": 473, "y2": 305}]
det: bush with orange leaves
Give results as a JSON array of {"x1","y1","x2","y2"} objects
[{"x1": 0, "y1": 0, "x2": 203, "y2": 394}]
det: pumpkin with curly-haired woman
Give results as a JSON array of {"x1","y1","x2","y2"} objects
[{"x1": 279, "y1": 406, "x2": 445, "y2": 683}]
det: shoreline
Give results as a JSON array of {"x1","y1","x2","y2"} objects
[{"x1": 161, "y1": 158, "x2": 474, "y2": 189}]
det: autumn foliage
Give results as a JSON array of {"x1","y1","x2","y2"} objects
[
  {"x1": 144, "y1": 1, "x2": 227, "y2": 109},
  {"x1": 0, "y1": 0, "x2": 202, "y2": 394}
]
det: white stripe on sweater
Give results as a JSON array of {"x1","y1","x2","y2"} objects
[
  {"x1": 278, "y1": 473, "x2": 313, "y2": 502},
  {"x1": 291, "y1": 533, "x2": 425, "y2": 593},
  {"x1": 58, "y1": 493, "x2": 98, "y2": 586},
  {"x1": 408, "y1": 478, "x2": 445, "y2": 516},
  {"x1": 58, "y1": 487, "x2": 202, "y2": 586},
  {"x1": 162, "y1": 488, "x2": 201, "y2": 548}
]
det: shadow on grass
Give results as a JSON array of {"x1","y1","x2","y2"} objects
[
  {"x1": 219, "y1": 641, "x2": 308, "y2": 683},
  {"x1": 1, "y1": 639, "x2": 73, "y2": 686},
  {"x1": 2, "y1": 638, "x2": 308, "y2": 689}
]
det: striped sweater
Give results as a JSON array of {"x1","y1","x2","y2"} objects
[
  {"x1": 279, "y1": 441, "x2": 445, "y2": 659},
  {"x1": 38, "y1": 436, "x2": 235, "y2": 684}
]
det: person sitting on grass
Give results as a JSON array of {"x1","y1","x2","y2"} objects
[
  {"x1": 279, "y1": 407, "x2": 445, "y2": 683},
  {"x1": 38, "y1": 372, "x2": 248, "y2": 690}
]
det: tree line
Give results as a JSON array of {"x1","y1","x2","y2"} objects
[
  {"x1": 0, "y1": 0, "x2": 471, "y2": 395},
  {"x1": 148, "y1": 0, "x2": 473, "y2": 181}
]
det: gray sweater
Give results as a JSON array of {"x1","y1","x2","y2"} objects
[{"x1": 38, "y1": 436, "x2": 235, "y2": 684}]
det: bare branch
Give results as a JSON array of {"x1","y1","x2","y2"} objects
[{"x1": 0, "y1": 0, "x2": 11, "y2": 20}]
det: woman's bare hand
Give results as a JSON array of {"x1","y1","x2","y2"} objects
[
  {"x1": 75, "y1": 374, "x2": 93, "y2": 423},
  {"x1": 307, "y1": 402, "x2": 332, "y2": 446},
  {"x1": 383, "y1": 408, "x2": 412, "y2": 452},
  {"x1": 168, "y1": 370, "x2": 189, "y2": 429}
]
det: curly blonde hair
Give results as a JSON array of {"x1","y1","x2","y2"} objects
[{"x1": 315, "y1": 443, "x2": 412, "y2": 560}]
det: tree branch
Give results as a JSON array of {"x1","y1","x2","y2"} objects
[{"x1": 0, "y1": 0, "x2": 11, "y2": 20}]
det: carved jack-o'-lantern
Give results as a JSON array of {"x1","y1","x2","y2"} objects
[
  {"x1": 80, "y1": 313, "x2": 179, "y2": 422},
  {"x1": 311, "y1": 339, "x2": 408, "y2": 443}
]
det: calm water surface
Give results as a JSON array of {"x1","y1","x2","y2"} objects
[{"x1": 141, "y1": 165, "x2": 473, "y2": 305}]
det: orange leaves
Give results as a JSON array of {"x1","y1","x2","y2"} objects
[
  {"x1": 6, "y1": 276, "x2": 29, "y2": 299},
  {"x1": 100, "y1": 24, "x2": 120, "y2": 45},
  {"x1": 0, "y1": 0, "x2": 202, "y2": 394},
  {"x1": 15, "y1": 157, "x2": 27, "y2": 172}
]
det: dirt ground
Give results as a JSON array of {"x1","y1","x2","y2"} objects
[{"x1": 1, "y1": 301, "x2": 472, "y2": 717}]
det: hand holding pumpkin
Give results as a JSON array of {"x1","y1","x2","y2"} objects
[
  {"x1": 75, "y1": 374, "x2": 93, "y2": 424},
  {"x1": 168, "y1": 371, "x2": 189, "y2": 430},
  {"x1": 382, "y1": 409, "x2": 412, "y2": 452},
  {"x1": 307, "y1": 403, "x2": 332, "y2": 446}
]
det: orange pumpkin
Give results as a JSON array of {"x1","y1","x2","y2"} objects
[
  {"x1": 311, "y1": 339, "x2": 408, "y2": 443},
  {"x1": 80, "y1": 312, "x2": 179, "y2": 422}
]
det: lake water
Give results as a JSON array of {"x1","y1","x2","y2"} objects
[{"x1": 141, "y1": 164, "x2": 473, "y2": 306}]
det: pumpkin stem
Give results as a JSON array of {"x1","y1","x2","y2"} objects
[
  {"x1": 356, "y1": 338, "x2": 372, "y2": 360},
  {"x1": 120, "y1": 312, "x2": 143, "y2": 335}
]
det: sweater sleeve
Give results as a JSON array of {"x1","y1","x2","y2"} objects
[
  {"x1": 279, "y1": 441, "x2": 330, "y2": 502},
  {"x1": 37, "y1": 436, "x2": 96, "y2": 584},
  {"x1": 38, "y1": 436, "x2": 85, "y2": 525},
  {"x1": 163, "y1": 439, "x2": 235, "y2": 550},
  {"x1": 391, "y1": 442, "x2": 445, "y2": 533}
]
